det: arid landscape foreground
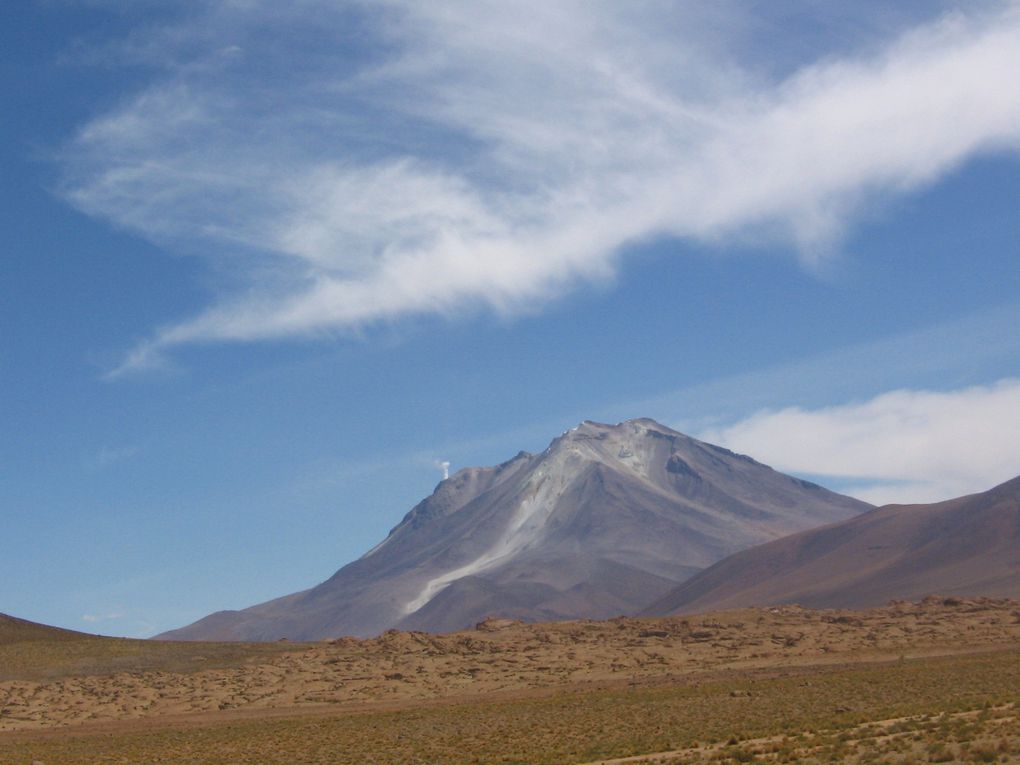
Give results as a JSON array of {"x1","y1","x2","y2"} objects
[{"x1": 2, "y1": 597, "x2": 1020, "y2": 763}]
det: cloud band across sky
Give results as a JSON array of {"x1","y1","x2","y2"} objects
[
  {"x1": 59, "y1": 2, "x2": 1020, "y2": 374},
  {"x1": 698, "y1": 378, "x2": 1020, "y2": 505}
]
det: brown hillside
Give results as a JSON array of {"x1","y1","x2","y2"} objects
[
  {"x1": 645, "y1": 474, "x2": 1020, "y2": 616},
  {"x1": 0, "y1": 614, "x2": 96, "y2": 645}
]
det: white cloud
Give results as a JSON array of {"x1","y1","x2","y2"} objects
[
  {"x1": 59, "y1": 2, "x2": 1020, "y2": 374},
  {"x1": 81, "y1": 612, "x2": 124, "y2": 623},
  {"x1": 698, "y1": 379, "x2": 1020, "y2": 505}
]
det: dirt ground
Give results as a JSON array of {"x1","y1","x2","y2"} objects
[
  {"x1": 1, "y1": 597, "x2": 1019, "y2": 763},
  {"x1": 3, "y1": 596, "x2": 1019, "y2": 731}
]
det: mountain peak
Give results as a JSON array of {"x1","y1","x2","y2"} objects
[
  {"x1": 160, "y1": 418, "x2": 871, "y2": 641},
  {"x1": 566, "y1": 417, "x2": 676, "y2": 437}
]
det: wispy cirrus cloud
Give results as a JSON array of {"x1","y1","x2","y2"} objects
[
  {"x1": 59, "y1": 1, "x2": 1020, "y2": 375},
  {"x1": 698, "y1": 379, "x2": 1020, "y2": 505}
]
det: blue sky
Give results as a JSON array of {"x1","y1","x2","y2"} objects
[{"x1": 3, "y1": 1, "x2": 1020, "y2": 638}]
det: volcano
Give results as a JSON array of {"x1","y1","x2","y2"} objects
[{"x1": 160, "y1": 418, "x2": 869, "y2": 639}]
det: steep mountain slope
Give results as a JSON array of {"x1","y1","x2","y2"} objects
[
  {"x1": 160, "y1": 418, "x2": 870, "y2": 640},
  {"x1": 645, "y1": 475, "x2": 1020, "y2": 616}
]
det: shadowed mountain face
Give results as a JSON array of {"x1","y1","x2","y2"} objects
[
  {"x1": 159, "y1": 418, "x2": 870, "y2": 640},
  {"x1": 645, "y1": 475, "x2": 1020, "y2": 616}
]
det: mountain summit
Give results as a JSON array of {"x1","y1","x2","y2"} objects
[{"x1": 160, "y1": 418, "x2": 870, "y2": 640}]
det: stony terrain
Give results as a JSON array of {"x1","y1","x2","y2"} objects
[
  {"x1": 3, "y1": 647, "x2": 1020, "y2": 764},
  {"x1": 582, "y1": 703, "x2": 1020, "y2": 764},
  {"x1": 3, "y1": 597, "x2": 1018, "y2": 733}
]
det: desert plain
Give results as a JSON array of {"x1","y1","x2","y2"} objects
[{"x1": 2, "y1": 596, "x2": 1020, "y2": 764}]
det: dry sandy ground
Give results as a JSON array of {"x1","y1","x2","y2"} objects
[
  {"x1": 2, "y1": 596, "x2": 1018, "y2": 732},
  {"x1": 579, "y1": 704, "x2": 1020, "y2": 764}
]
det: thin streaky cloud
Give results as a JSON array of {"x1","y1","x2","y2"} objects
[
  {"x1": 611, "y1": 300, "x2": 1020, "y2": 429},
  {"x1": 57, "y1": 2, "x2": 1020, "y2": 374},
  {"x1": 273, "y1": 300, "x2": 1020, "y2": 514}
]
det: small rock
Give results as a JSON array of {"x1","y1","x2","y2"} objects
[
  {"x1": 639, "y1": 629, "x2": 670, "y2": 638},
  {"x1": 475, "y1": 617, "x2": 521, "y2": 632}
]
